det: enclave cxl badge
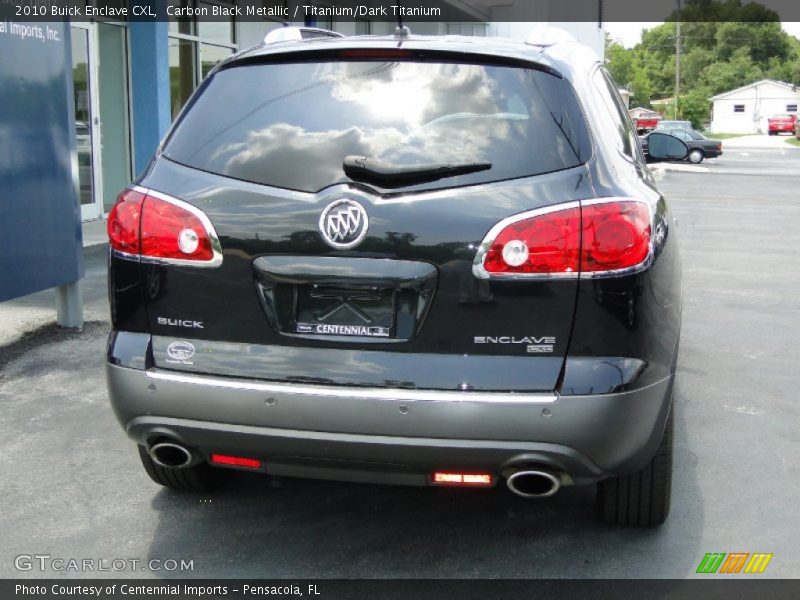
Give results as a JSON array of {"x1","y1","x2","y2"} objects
[{"x1": 474, "y1": 335, "x2": 556, "y2": 354}]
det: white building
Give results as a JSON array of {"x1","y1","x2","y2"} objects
[{"x1": 709, "y1": 80, "x2": 800, "y2": 134}]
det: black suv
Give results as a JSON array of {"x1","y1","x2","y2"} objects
[{"x1": 106, "y1": 27, "x2": 684, "y2": 526}]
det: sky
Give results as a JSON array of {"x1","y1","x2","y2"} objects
[{"x1": 605, "y1": 21, "x2": 800, "y2": 48}]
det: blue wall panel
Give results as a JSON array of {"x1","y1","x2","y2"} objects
[
  {"x1": 130, "y1": 12, "x2": 171, "y2": 175},
  {"x1": 0, "y1": 22, "x2": 84, "y2": 302}
]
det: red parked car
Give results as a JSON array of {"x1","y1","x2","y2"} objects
[
  {"x1": 768, "y1": 114, "x2": 797, "y2": 135},
  {"x1": 633, "y1": 111, "x2": 662, "y2": 134}
]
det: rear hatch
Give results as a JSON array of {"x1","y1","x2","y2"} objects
[{"x1": 139, "y1": 48, "x2": 595, "y2": 392}]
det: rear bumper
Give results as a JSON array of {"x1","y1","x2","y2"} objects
[
  {"x1": 696, "y1": 147, "x2": 722, "y2": 158},
  {"x1": 107, "y1": 362, "x2": 673, "y2": 487}
]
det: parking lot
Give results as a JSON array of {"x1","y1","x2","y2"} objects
[{"x1": 1, "y1": 139, "x2": 799, "y2": 579}]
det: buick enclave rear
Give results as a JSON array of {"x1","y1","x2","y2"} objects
[{"x1": 106, "y1": 28, "x2": 682, "y2": 526}]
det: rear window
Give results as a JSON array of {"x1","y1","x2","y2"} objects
[{"x1": 163, "y1": 58, "x2": 591, "y2": 193}]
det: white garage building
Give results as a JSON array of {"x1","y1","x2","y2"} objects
[{"x1": 709, "y1": 79, "x2": 800, "y2": 134}]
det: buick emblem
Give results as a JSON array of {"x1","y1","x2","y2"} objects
[{"x1": 319, "y1": 199, "x2": 369, "y2": 250}]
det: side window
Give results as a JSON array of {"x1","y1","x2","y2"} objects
[
  {"x1": 591, "y1": 67, "x2": 639, "y2": 162},
  {"x1": 675, "y1": 130, "x2": 691, "y2": 142}
]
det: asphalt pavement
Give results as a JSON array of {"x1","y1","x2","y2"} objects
[{"x1": 1, "y1": 140, "x2": 799, "y2": 579}]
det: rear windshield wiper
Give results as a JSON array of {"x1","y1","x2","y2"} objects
[{"x1": 343, "y1": 155, "x2": 491, "y2": 188}]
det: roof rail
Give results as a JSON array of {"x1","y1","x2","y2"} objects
[
  {"x1": 525, "y1": 26, "x2": 577, "y2": 48},
  {"x1": 263, "y1": 26, "x2": 345, "y2": 45}
]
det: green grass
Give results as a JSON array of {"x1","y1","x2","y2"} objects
[
  {"x1": 786, "y1": 137, "x2": 800, "y2": 147},
  {"x1": 703, "y1": 132, "x2": 747, "y2": 140}
]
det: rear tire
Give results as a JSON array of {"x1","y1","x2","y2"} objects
[
  {"x1": 597, "y1": 405, "x2": 673, "y2": 526},
  {"x1": 137, "y1": 445, "x2": 230, "y2": 491},
  {"x1": 688, "y1": 149, "x2": 705, "y2": 164}
]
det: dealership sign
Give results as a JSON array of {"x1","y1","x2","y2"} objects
[{"x1": 0, "y1": 21, "x2": 83, "y2": 302}]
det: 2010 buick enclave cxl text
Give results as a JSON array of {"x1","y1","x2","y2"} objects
[{"x1": 106, "y1": 26, "x2": 685, "y2": 526}]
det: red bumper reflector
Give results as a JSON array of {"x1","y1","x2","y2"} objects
[
  {"x1": 210, "y1": 454, "x2": 262, "y2": 469},
  {"x1": 432, "y1": 472, "x2": 493, "y2": 486}
]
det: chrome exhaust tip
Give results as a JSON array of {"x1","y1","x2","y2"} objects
[
  {"x1": 506, "y1": 468, "x2": 561, "y2": 499},
  {"x1": 148, "y1": 441, "x2": 194, "y2": 469}
]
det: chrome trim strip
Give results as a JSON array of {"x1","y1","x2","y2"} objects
[
  {"x1": 472, "y1": 197, "x2": 655, "y2": 280},
  {"x1": 111, "y1": 248, "x2": 140, "y2": 262},
  {"x1": 145, "y1": 369, "x2": 558, "y2": 405},
  {"x1": 130, "y1": 185, "x2": 224, "y2": 269}
]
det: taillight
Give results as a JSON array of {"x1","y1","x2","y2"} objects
[
  {"x1": 141, "y1": 195, "x2": 215, "y2": 261},
  {"x1": 107, "y1": 187, "x2": 222, "y2": 267},
  {"x1": 474, "y1": 199, "x2": 652, "y2": 279},
  {"x1": 482, "y1": 203, "x2": 581, "y2": 276},
  {"x1": 581, "y1": 201, "x2": 651, "y2": 272},
  {"x1": 107, "y1": 188, "x2": 145, "y2": 255}
]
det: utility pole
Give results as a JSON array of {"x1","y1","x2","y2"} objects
[{"x1": 674, "y1": 0, "x2": 682, "y2": 119}]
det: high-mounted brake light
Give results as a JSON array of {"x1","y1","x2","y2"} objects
[
  {"x1": 337, "y1": 49, "x2": 414, "y2": 59},
  {"x1": 107, "y1": 187, "x2": 222, "y2": 267},
  {"x1": 210, "y1": 454, "x2": 263, "y2": 469},
  {"x1": 431, "y1": 472, "x2": 494, "y2": 487},
  {"x1": 473, "y1": 199, "x2": 652, "y2": 279}
]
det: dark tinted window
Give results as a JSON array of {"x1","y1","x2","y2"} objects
[
  {"x1": 656, "y1": 121, "x2": 691, "y2": 130},
  {"x1": 667, "y1": 130, "x2": 692, "y2": 142},
  {"x1": 164, "y1": 59, "x2": 591, "y2": 193}
]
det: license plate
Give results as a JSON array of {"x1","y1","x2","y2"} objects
[
  {"x1": 295, "y1": 286, "x2": 395, "y2": 338},
  {"x1": 295, "y1": 322, "x2": 391, "y2": 337}
]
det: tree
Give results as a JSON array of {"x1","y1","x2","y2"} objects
[
  {"x1": 630, "y1": 67, "x2": 653, "y2": 106},
  {"x1": 679, "y1": 87, "x2": 713, "y2": 129},
  {"x1": 715, "y1": 21, "x2": 791, "y2": 65},
  {"x1": 603, "y1": 0, "x2": 800, "y2": 123},
  {"x1": 606, "y1": 40, "x2": 635, "y2": 89},
  {"x1": 700, "y1": 47, "x2": 763, "y2": 95},
  {"x1": 682, "y1": 47, "x2": 714, "y2": 86},
  {"x1": 606, "y1": 41, "x2": 653, "y2": 105}
]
